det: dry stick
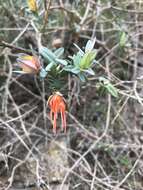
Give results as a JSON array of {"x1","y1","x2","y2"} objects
[
  {"x1": 11, "y1": 77, "x2": 41, "y2": 100},
  {"x1": 111, "y1": 95, "x2": 130, "y2": 125},
  {"x1": 96, "y1": 159, "x2": 111, "y2": 184},
  {"x1": 0, "y1": 22, "x2": 30, "y2": 55},
  {"x1": 59, "y1": 0, "x2": 64, "y2": 7},
  {"x1": 67, "y1": 148, "x2": 92, "y2": 173},
  {"x1": 8, "y1": 92, "x2": 31, "y2": 141},
  {"x1": 117, "y1": 89, "x2": 143, "y2": 101},
  {"x1": 30, "y1": 21, "x2": 49, "y2": 147},
  {"x1": 90, "y1": 68, "x2": 143, "y2": 101},
  {"x1": 68, "y1": 112, "x2": 98, "y2": 140},
  {"x1": 31, "y1": 20, "x2": 70, "y2": 190},
  {"x1": 49, "y1": 5, "x2": 81, "y2": 20},
  {"x1": 0, "y1": 119, "x2": 32, "y2": 157},
  {"x1": 90, "y1": 155, "x2": 112, "y2": 190},
  {"x1": 80, "y1": 0, "x2": 91, "y2": 26},
  {"x1": 36, "y1": 159, "x2": 52, "y2": 190},
  {"x1": 5, "y1": 148, "x2": 33, "y2": 190},
  {"x1": 0, "y1": 27, "x2": 33, "y2": 31},
  {"x1": 42, "y1": 80, "x2": 48, "y2": 145},
  {"x1": 114, "y1": 55, "x2": 143, "y2": 189},
  {"x1": 60, "y1": 85, "x2": 112, "y2": 190},
  {"x1": 90, "y1": 155, "x2": 97, "y2": 190},
  {"x1": 0, "y1": 40, "x2": 32, "y2": 54},
  {"x1": 5, "y1": 55, "x2": 31, "y2": 142},
  {"x1": 42, "y1": 0, "x2": 52, "y2": 31},
  {"x1": 66, "y1": 142, "x2": 116, "y2": 189},
  {"x1": 111, "y1": 5, "x2": 143, "y2": 13},
  {"x1": 1, "y1": 105, "x2": 38, "y2": 124},
  {"x1": 0, "y1": 55, "x2": 39, "y2": 189},
  {"x1": 63, "y1": 167, "x2": 92, "y2": 187},
  {"x1": 11, "y1": 23, "x2": 30, "y2": 45},
  {"x1": 30, "y1": 21, "x2": 41, "y2": 50},
  {"x1": 134, "y1": 80, "x2": 143, "y2": 107},
  {"x1": 2, "y1": 54, "x2": 13, "y2": 115},
  {"x1": 5, "y1": 139, "x2": 41, "y2": 190},
  {"x1": 114, "y1": 148, "x2": 143, "y2": 190}
]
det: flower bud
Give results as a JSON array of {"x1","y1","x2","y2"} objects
[{"x1": 17, "y1": 54, "x2": 41, "y2": 74}]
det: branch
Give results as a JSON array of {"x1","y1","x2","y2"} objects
[{"x1": 0, "y1": 40, "x2": 32, "y2": 54}]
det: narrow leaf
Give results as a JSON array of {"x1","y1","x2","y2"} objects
[
  {"x1": 39, "y1": 46, "x2": 56, "y2": 63},
  {"x1": 45, "y1": 62, "x2": 55, "y2": 71},
  {"x1": 73, "y1": 43, "x2": 84, "y2": 56},
  {"x1": 71, "y1": 67, "x2": 80, "y2": 74},
  {"x1": 55, "y1": 59, "x2": 68, "y2": 66},
  {"x1": 79, "y1": 51, "x2": 96, "y2": 69},
  {"x1": 119, "y1": 32, "x2": 127, "y2": 47},
  {"x1": 106, "y1": 83, "x2": 118, "y2": 98},
  {"x1": 63, "y1": 66, "x2": 80, "y2": 74},
  {"x1": 54, "y1": 47, "x2": 64, "y2": 58},
  {"x1": 83, "y1": 68, "x2": 95, "y2": 75},
  {"x1": 40, "y1": 68, "x2": 47, "y2": 78},
  {"x1": 85, "y1": 37, "x2": 96, "y2": 52},
  {"x1": 99, "y1": 77, "x2": 118, "y2": 98},
  {"x1": 78, "y1": 73, "x2": 86, "y2": 82},
  {"x1": 72, "y1": 52, "x2": 82, "y2": 67}
]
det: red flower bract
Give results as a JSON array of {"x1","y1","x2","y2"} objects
[
  {"x1": 48, "y1": 92, "x2": 66, "y2": 134},
  {"x1": 17, "y1": 54, "x2": 41, "y2": 74}
]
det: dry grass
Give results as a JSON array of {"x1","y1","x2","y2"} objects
[{"x1": 0, "y1": 0, "x2": 143, "y2": 190}]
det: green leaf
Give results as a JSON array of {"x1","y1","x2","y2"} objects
[
  {"x1": 45, "y1": 62, "x2": 55, "y2": 71},
  {"x1": 72, "y1": 52, "x2": 82, "y2": 67},
  {"x1": 99, "y1": 76, "x2": 109, "y2": 85},
  {"x1": 63, "y1": 65, "x2": 74, "y2": 71},
  {"x1": 119, "y1": 32, "x2": 127, "y2": 47},
  {"x1": 73, "y1": 43, "x2": 84, "y2": 56},
  {"x1": 54, "y1": 47, "x2": 64, "y2": 58},
  {"x1": 120, "y1": 157, "x2": 130, "y2": 166},
  {"x1": 55, "y1": 58, "x2": 68, "y2": 66},
  {"x1": 85, "y1": 37, "x2": 96, "y2": 52},
  {"x1": 39, "y1": 46, "x2": 56, "y2": 62},
  {"x1": 99, "y1": 77, "x2": 118, "y2": 98},
  {"x1": 63, "y1": 66, "x2": 80, "y2": 74},
  {"x1": 39, "y1": 68, "x2": 47, "y2": 78},
  {"x1": 78, "y1": 73, "x2": 86, "y2": 82},
  {"x1": 83, "y1": 68, "x2": 95, "y2": 75},
  {"x1": 79, "y1": 51, "x2": 96, "y2": 69},
  {"x1": 71, "y1": 67, "x2": 80, "y2": 74},
  {"x1": 106, "y1": 83, "x2": 118, "y2": 98}
]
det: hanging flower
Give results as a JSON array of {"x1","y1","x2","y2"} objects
[
  {"x1": 27, "y1": 0, "x2": 38, "y2": 12},
  {"x1": 48, "y1": 92, "x2": 67, "y2": 134},
  {"x1": 17, "y1": 54, "x2": 41, "y2": 74}
]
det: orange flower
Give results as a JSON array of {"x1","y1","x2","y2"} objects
[
  {"x1": 48, "y1": 92, "x2": 67, "y2": 134},
  {"x1": 17, "y1": 54, "x2": 41, "y2": 74}
]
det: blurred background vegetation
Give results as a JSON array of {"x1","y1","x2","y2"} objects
[{"x1": 0, "y1": 0, "x2": 143, "y2": 190}]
